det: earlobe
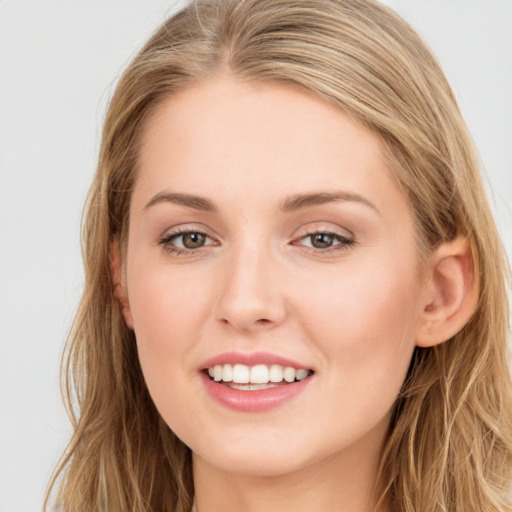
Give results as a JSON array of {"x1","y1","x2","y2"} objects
[
  {"x1": 416, "y1": 236, "x2": 479, "y2": 348},
  {"x1": 110, "y1": 238, "x2": 134, "y2": 330}
]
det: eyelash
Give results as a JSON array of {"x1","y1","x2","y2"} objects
[{"x1": 158, "y1": 228, "x2": 355, "y2": 256}]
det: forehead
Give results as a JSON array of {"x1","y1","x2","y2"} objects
[{"x1": 133, "y1": 76, "x2": 407, "y2": 219}]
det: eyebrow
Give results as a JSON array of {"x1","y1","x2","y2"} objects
[
  {"x1": 143, "y1": 190, "x2": 378, "y2": 214},
  {"x1": 280, "y1": 191, "x2": 379, "y2": 214},
  {"x1": 144, "y1": 192, "x2": 218, "y2": 212}
]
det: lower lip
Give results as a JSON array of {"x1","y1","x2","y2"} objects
[{"x1": 200, "y1": 373, "x2": 312, "y2": 412}]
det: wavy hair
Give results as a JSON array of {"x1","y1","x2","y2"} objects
[{"x1": 45, "y1": 0, "x2": 512, "y2": 510}]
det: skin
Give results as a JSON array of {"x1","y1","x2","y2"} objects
[{"x1": 117, "y1": 76, "x2": 463, "y2": 512}]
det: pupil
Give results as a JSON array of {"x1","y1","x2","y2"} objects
[
  {"x1": 312, "y1": 233, "x2": 333, "y2": 248},
  {"x1": 183, "y1": 232, "x2": 205, "y2": 249}
]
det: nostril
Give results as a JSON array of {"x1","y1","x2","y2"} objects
[{"x1": 219, "y1": 317, "x2": 272, "y2": 328}]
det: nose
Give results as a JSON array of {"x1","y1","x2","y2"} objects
[{"x1": 214, "y1": 242, "x2": 287, "y2": 333}]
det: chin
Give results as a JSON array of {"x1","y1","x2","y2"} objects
[
  {"x1": 185, "y1": 427, "x2": 291, "y2": 473},
  {"x1": 189, "y1": 426, "x2": 337, "y2": 478},
  {"x1": 195, "y1": 447, "x2": 311, "y2": 478}
]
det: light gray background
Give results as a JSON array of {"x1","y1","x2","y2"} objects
[{"x1": 0, "y1": 1, "x2": 511, "y2": 510}]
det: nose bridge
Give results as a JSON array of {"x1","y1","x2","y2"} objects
[{"x1": 215, "y1": 237, "x2": 285, "y2": 331}]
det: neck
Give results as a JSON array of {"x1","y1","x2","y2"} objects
[{"x1": 192, "y1": 422, "x2": 389, "y2": 512}]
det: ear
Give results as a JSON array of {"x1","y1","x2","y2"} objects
[
  {"x1": 416, "y1": 236, "x2": 479, "y2": 348},
  {"x1": 110, "y1": 238, "x2": 134, "y2": 330}
]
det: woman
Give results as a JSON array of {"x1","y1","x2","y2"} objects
[{"x1": 45, "y1": 0, "x2": 512, "y2": 510}]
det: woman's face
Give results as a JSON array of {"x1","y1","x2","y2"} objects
[{"x1": 122, "y1": 77, "x2": 429, "y2": 478}]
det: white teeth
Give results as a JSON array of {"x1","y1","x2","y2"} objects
[
  {"x1": 269, "y1": 364, "x2": 284, "y2": 383},
  {"x1": 232, "y1": 364, "x2": 250, "y2": 383},
  {"x1": 206, "y1": 363, "x2": 311, "y2": 385},
  {"x1": 222, "y1": 363, "x2": 233, "y2": 382},
  {"x1": 250, "y1": 364, "x2": 269, "y2": 384},
  {"x1": 295, "y1": 369, "x2": 309, "y2": 381},
  {"x1": 283, "y1": 366, "x2": 295, "y2": 383},
  {"x1": 213, "y1": 365, "x2": 223, "y2": 382}
]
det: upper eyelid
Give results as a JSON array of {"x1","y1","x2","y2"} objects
[
  {"x1": 159, "y1": 224, "x2": 216, "y2": 239},
  {"x1": 298, "y1": 228, "x2": 351, "y2": 238},
  {"x1": 293, "y1": 223, "x2": 354, "y2": 240}
]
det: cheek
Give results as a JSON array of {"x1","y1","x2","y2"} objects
[
  {"x1": 124, "y1": 256, "x2": 216, "y2": 403},
  {"x1": 297, "y1": 261, "x2": 421, "y2": 388},
  {"x1": 127, "y1": 256, "x2": 212, "y2": 338},
  {"x1": 125, "y1": 269, "x2": 218, "y2": 437}
]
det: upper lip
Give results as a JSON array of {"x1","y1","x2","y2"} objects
[{"x1": 200, "y1": 351, "x2": 311, "y2": 371}]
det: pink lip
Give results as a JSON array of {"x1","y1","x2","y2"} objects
[
  {"x1": 200, "y1": 372, "x2": 313, "y2": 412},
  {"x1": 199, "y1": 351, "x2": 314, "y2": 413},
  {"x1": 200, "y1": 351, "x2": 310, "y2": 370}
]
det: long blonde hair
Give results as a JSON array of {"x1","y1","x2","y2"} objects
[{"x1": 46, "y1": 0, "x2": 512, "y2": 510}]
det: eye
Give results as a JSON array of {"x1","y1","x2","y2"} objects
[
  {"x1": 294, "y1": 230, "x2": 354, "y2": 252},
  {"x1": 159, "y1": 229, "x2": 217, "y2": 254}
]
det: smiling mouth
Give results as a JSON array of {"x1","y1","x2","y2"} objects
[{"x1": 204, "y1": 363, "x2": 314, "y2": 390}]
